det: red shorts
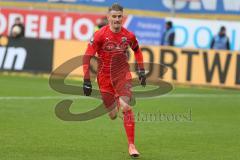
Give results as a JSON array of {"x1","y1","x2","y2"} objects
[{"x1": 97, "y1": 72, "x2": 132, "y2": 108}]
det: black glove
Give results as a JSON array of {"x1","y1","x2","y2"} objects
[
  {"x1": 138, "y1": 69, "x2": 146, "y2": 87},
  {"x1": 83, "y1": 79, "x2": 92, "y2": 96}
]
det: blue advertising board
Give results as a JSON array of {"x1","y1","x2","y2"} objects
[
  {"x1": 5, "y1": 0, "x2": 240, "y2": 15},
  {"x1": 125, "y1": 16, "x2": 165, "y2": 45}
]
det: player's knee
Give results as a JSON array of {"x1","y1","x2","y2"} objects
[
  {"x1": 122, "y1": 105, "x2": 132, "y2": 113},
  {"x1": 109, "y1": 114, "x2": 117, "y2": 120},
  {"x1": 108, "y1": 108, "x2": 118, "y2": 120}
]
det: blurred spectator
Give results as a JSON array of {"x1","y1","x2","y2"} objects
[
  {"x1": 10, "y1": 17, "x2": 25, "y2": 39},
  {"x1": 94, "y1": 17, "x2": 108, "y2": 31},
  {"x1": 161, "y1": 21, "x2": 175, "y2": 46},
  {"x1": 210, "y1": 26, "x2": 230, "y2": 50}
]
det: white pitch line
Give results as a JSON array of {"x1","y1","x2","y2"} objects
[
  {"x1": 0, "y1": 94, "x2": 239, "y2": 100},
  {"x1": 139, "y1": 94, "x2": 240, "y2": 99},
  {"x1": 0, "y1": 96, "x2": 90, "y2": 100}
]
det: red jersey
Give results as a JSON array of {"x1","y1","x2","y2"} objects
[{"x1": 83, "y1": 25, "x2": 144, "y2": 81}]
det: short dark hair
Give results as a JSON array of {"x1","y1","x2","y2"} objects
[
  {"x1": 108, "y1": 3, "x2": 123, "y2": 12},
  {"x1": 220, "y1": 26, "x2": 226, "y2": 32},
  {"x1": 166, "y1": 21, "x2": 173, "y2": 28}
]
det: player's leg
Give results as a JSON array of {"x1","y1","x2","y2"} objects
[
  {"x1": 119, "y1": 96, "x2": 135, "y2": 144},
  {"x1": 108, "y1": 100, "x2": 118, "y2": 120},
  {"x1": 119, "y1": 96, "x2": 140, "y2": 157},
  {"x1": 100, "y1": 90, "x2": 119, "y2": 120},
  {"x1": 113, "y1": 77, "x2": 140, "y2": 157},
  {"x1": 111, "y1": 71, "x2": 140, "y2": 157},
  {"x1": 98, "y1": 75, "x2": 119, "y2": 120}
]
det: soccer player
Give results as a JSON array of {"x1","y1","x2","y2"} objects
[{"x1": 82, "y1": 3, "x2": 146, "y2": 158}]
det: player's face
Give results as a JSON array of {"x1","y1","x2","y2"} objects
[{"x1": 108, "y1": 10, "x2": 123, "y2": 31}]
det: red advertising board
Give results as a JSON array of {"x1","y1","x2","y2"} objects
[{"x1": 0, "y1": 8, "x2": 109, "y2": 40}]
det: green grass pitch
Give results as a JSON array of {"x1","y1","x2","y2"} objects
[{"x1": 0, "y1": 74, "x2": 240, "y2": 160}]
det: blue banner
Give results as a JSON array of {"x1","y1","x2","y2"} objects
[
  {"x1": 5, "y1": 0, "x2": 240, "y2": 15},
  {"x1": 126, "y1": 16, "x2": 165, "y2": 45}
]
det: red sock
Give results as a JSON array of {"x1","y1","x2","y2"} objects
[{"x1": 123, "y1": 110, "x2": 135, "y2": 145}]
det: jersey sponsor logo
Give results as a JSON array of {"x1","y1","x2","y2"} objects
[
  {"x1": 103, "y1": 41, "x2": 117, "y2": 51},
  {"x1": 102, "y1": 41, "x2": 129, "y2": 52},
  {"x1": 0, "y1": 47, "x2": 27, "y2": 70}
]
